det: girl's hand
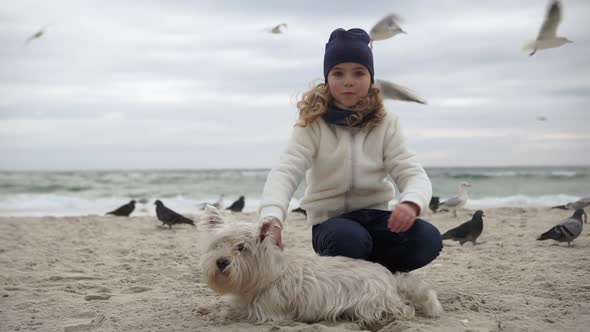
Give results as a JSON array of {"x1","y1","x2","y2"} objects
[
  {"x1": 260, "y1": 216, "x2": 284, "y2": 250},
  {"x1": 388, "y1": 202, "x2": 419, "y2": 233}
]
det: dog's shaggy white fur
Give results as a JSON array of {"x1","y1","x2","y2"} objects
[{"x1": 200, "y1": 208, "x2": 443, "y2": 327}]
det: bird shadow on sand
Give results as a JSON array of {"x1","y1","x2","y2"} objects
[
  {"x1": 443, "y1": 240, "x2": 489, "y2": 247},
  {"x1": 543, "y1": 242, "x2": 588, "y2": 248},
  {"x1": 154, "y1": 225, "x2": 194, "y2": 231}
]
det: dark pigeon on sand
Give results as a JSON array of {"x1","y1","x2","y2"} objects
[
  {"x1": 429, "y1": 196, "x2": 440, "y2": 213},
  {"x1": 537, "y1": 208, "x2": 587, "y2": 246},
  {"x1": 226, "y1": 195, "x2": 245, "y2": 212},
  {"x1": 154, "y1": 200, "x2": 195, "y2": 228},
  {"x1": 106, "y1": 200, "x2": 135, "y2": 217},
  {"x1": 442, "y1": 210, "x2": 485, "y2": 245},
  {"x1": 291, "y1": 207, "x2": 307, "y2": 216}
]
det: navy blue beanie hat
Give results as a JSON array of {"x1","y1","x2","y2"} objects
[{"x1": 323, "y1": 28, "x2": 374, "y2": 83}]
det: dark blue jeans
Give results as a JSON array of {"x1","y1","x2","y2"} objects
[{"x1": 312, "y1": 209, "x2": 443, "y2": 273}]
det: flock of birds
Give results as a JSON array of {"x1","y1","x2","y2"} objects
[
  {"x1": 22, "y1": 0, "x2": 572, "y2": 108},
  {"x1": 105, "y1": 195, "x2": 246, "y2": 228},
  {"x1": 429, "y1": 182, "x2": 589, "y2": 247},
  {"x1": 45, "y1": 0, "x2": 582, "y2": 243},
  {"x1": 104, "y1": 183, "x2": 588, "y2": 247}
]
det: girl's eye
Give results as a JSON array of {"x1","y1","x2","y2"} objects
[
  {"x1": 331, "y1": 71, "x2": 344, "y2": 77},
  {"x1": 236, "y1": 243, "x2": 246, "y2": 252},
  {"x1": 354, "y1": 71, "x2": 366, "y2": 77}
]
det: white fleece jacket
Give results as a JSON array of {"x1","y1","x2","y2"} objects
[{"x1": 258, "y1": 111, "x2": 432, "y2": 226}]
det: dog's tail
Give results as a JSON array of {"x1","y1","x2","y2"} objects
[{"x1": 397, "y1": 273, "x2": 443, "y2": 317}]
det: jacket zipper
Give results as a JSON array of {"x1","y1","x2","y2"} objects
[{"x1": 345, "y1": 131, "x2": 356, "y2": 212}]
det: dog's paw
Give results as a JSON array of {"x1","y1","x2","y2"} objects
[{"x1": 423, "y1": 290, "x2": 444, "y2": 317}]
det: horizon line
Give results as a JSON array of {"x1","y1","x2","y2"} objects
[{"x1": 0, "y1": 164, "x2": 588, "y2": 172}]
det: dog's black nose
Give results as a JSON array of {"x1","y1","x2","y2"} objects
[{"x1": 216, "y1": 258, "x2": 230, "y2": 271}]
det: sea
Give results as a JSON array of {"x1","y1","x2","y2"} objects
[{"x1": 0, "y1": 166, "x2": 588, "y2": 217}]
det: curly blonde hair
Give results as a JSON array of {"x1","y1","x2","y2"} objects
[{"x1": 295, "y1": 82, "x2": 386, "y2": 130}]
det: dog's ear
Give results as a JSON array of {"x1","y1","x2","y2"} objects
[
  {"x1": 201, "y1": 204, "x2": 225, "y2": 226},
  {"x1": 259, "y1": 222, "x2": 280, "y2": 247}
]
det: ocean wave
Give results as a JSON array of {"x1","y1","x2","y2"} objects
[
  {"x1": 464, "y1": 194, "x2": 582, "y2": 209},
  {"x1": 0, "y1": 194, "x2": 269, "y2": 217},
  {"x1": 437, "y1": 170, "x2": 585, "y2": 179},
  {"x1": 0, "y1": 193, "x2": 584, "y2": 217}
]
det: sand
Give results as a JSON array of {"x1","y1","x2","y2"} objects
[{"x1": 1, "y1": 207, "x2": 589, "y2": 332}]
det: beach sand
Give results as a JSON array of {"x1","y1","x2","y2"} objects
[{"x1": 1, "y1": 207, "x2": 589, "y2": 331}]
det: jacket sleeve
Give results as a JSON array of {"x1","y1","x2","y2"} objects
[
  {"x1": 383, "y1": 114, "x2": 432, "y2": 215},
  {"x1": 258, "y1": 124, "x2": 318, "y2": 223}
]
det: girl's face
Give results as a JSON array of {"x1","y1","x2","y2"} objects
[{"x1": 327, "y1": 62, "x2": 371, "y2": 108}]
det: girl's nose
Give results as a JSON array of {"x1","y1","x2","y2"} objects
[{"x1": 344, "y1": 76, "x2": 354, "y2": 86}]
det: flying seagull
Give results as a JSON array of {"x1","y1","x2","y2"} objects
[
  {"x1": 154, "y1": 200, "x2": 195, "y2": 228},
  {"x1": 106, "y1": 200, "x2": 136, "y2": 217},
  {"x1": 268, "y1": 23, "x2": 287, "y2": 34},
  {"x1": 369, "y1": 14, "x2": 406, "y2": 47},
  {"x1": 438, "y1": 182, "x2": 471, "y2": 217},
  {"x1": 375, "y1": 79, "x2": 427, "y2": 104},
  {"x1": 24, "y1": 26, "x2": 47, "y2": 45},
  {"x1": 525, "y1": 0, "x2": 572, "y2": 56},
  {"x1": 537, "y1": 209, "x2": 587, "y2": 246},
  {"x1": 442, "y1": 210, "x2": 485, "y2": 246}
]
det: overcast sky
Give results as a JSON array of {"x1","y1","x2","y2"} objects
[{"x1": 1, "y1": 0, "x2": 589, "y2": 170}]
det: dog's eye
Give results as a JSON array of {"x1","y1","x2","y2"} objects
[{"x1": 236, "y1": 243, "x2": 247, "y2": 252}]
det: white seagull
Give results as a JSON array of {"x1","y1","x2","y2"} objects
[
  {"x1": 525, "y1": 0, "x2": 572, "y2": 56},
  {"x1": 369, "y1": 14, "x2": 406, "y2": 47},
  {"x1": 439, "y1": 182, "x2": 472, "y2": 217},
  {"x1": 267, "y1": 23, "x2": 287, "y2": 34},
  {"x1": 375, "y1": 79, "x2": 427, "y2": 104}
]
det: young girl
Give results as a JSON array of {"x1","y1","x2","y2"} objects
[{"x1": 258, "y1": 28, "x2": 442, "y2": 273}]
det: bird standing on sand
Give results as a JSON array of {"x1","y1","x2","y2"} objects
[
  {"x1": 439, "y1": 182, "x2": 471, "y2": 217},
  {"x1": 199, "y1": 194, "x2": 225, "y2": 210},
  {"x1": 154, "y1": 200, "x2": 195, "y2": 228},
  {"x1": 106, "y1": 200, "x2": 135, "y2": 217},
  {"x1": 429, "y1": 196, "x2": 440, "y2": 213},
  {"x1": 291, "y1": 207, "x2": 307, "y2": 216},
  {"x1": 226, "y1": 196, "x2": 245, "y2": 212},
  {"x1": 442, "y1": 210, "x2": 485, "y2": 246},
  {"x1": 525, "y1": 0, "x2": 572, "y2": 56},
  {"x1": 537, "y1": 209, "x2": 587, "y2": 246},
  {"x1": 551, "y1": 196, "x2": 590, "y2": 210},
  {"x1": 374, "y1": 80, "x2": 427, "y2": 104},
  {"x1": 212, "y1": 194, "x2": 225, "y2": 210},
  {"x1": 369, "y1": 13, "x2": 405, "y2": 47}
]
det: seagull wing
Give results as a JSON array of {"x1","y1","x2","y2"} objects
[
  {"x1": 370, "y1": 14, "x2": 403, "y2": 40},
  {"x1": 439, "y1": 196, "x2": 463, "y2": 209},
  {"x1": 375, "y1": 80, "x2": 427, "y2": 104},
  {"x1": 537, "y1": 0, "x2": 562, "y2": 39},
  {"x1": 442, "y1": 220, "x2": 472, "y2": 239},
  {"x1": 571, "y1": 196, "x2": 590, "y2": 209},
  {"x1": 373, "y1": 14, "x2": 401, "y2": 30}
]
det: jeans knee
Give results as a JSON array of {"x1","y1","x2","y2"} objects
[
  {"x1": 313, "y1": 219, "x2": 372, "y2": 259},
  {"x1": 404, "y1": 219, "x2": 443, "y2": 270},
  {"x1": 328, "y1": 232, "x2": 371, "y2": 259}
]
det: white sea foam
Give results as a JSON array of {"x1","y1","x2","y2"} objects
[{"x1": 0, "y1": 194, "x2": 582, "y2": 217}]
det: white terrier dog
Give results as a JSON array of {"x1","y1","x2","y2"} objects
[{"x1": 200, "y1": 209, "x2": 443, "y2": 327}]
